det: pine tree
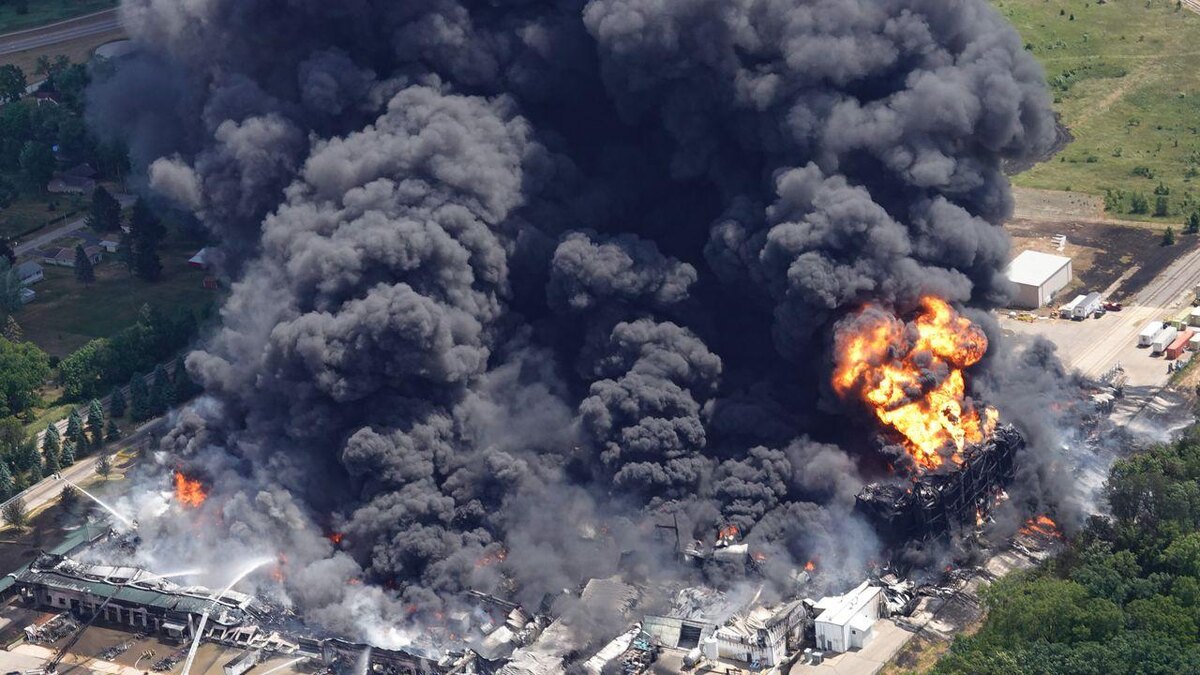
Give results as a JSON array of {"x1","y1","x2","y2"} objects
[
  {"x1": 41, "y1": 424, "x2": 60, "y2": 463},
  {"x1": 109, "y1": 386, "x2": 126, "y2": 419},
  {"x1": 2, "y1": 316, "x2": 21, "y2": 342},
  {"x1": 60, "y1": 441, "x2": 75, "y2": 466},
  {"x1": 172, "y1": 358, "x2": 198, "y2": 402},
  {"x1": 0, "y1": 461, "x2": 13, "y2": 499},
  {"x1": 1164, "y1": 226, "x2": 1177, "y2": 246},
  {"x1": 42, "y1": 444, "x2": 59, "y2": 473},
  {"x1": 18, "y1": 439, "x2": 39, "y2": 474},
  {"x1": 85, "y1": 185, "x2": 122, "y2": 232},
  {"x1": 1188, "y1": 211, "x2": 1200, "y2": 235},
  {"x1": 74, "y1": 245, "x2": 95, "y2": 284},
  {"x1": 86, "y1": 399, "x2": 104, "y2": 447},
  {"x1": 66, "y1": 410, "x2": 84, "y2": 447},
  {"x1": 28, "y1": 457, "x2": 41, "y2": 482},
  {"x1": 149, "y1": 365, "x2": 172, "y2": 416},
  {"x1": 129, "y1": 199, "x2": 165, "y2": 282},
  {"x1": 129, "y1": 373, "x2": 149, "y2": 422},
  {"x1": 104, "y1": 420, "x2": 120, "y2": 443}
]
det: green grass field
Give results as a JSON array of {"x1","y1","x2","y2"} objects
[
  {"x1": 16, "y1": 236, "x2": 217, "y2": 357},
  {"x1": 0, "y1": 192, "x2": 86, "y2": 240},
  {"x1": 0, "y1": 0, "x2": 114, "y2": 35},
  {"x1": 994, "y1": 0, "x2": 1200, "y2": 220}
]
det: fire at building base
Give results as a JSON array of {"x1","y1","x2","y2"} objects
[
  {"x1": 0, "y1": 476, "x2": 1064, "y2": 675},
  {"x1": 854, "y1": 425, "x2": 1025, "y2": 549}
]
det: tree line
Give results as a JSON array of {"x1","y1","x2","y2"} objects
[
  {"x1": 933, "y1": 427, "x2": 1200, "y2": 674},
  {"x1": 59, "y1": 303, "x2": 203, "y2": 401}
]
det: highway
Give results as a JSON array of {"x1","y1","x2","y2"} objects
[{"x1": 0, "y1": 9, "x2": 121, "y2": 57}]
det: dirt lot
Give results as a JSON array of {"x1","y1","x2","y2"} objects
[{"x1": 1008, "y1": 217, "x2": 1199, "y2": 304}]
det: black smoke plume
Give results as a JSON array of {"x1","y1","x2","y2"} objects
[{"x1": 91, "y1": 0, "x2": 1056, "y2": 648}]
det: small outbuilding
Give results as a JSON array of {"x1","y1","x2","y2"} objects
[
  {"x1": 189, "y1": 247, "x2": 211, "y2": 269},
  {"x1": 1005, "y1": 250, "x2": 1073, "y2": 309}
]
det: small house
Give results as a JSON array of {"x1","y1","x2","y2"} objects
[
  {"x1": 15, "y1": 261, "x2": 43, "y2": 286},
  {"x1": 18, "y1": 288, "x2": 35, "y2": 304},
  {"x1": 99, "y1": 239, "x2": 119, "y2": 254},
  {"x1": 47, "y1": 174, "x2": 96, "y2": 195}
]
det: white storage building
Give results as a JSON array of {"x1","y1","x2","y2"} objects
[
  {"x1": 1006, "y1": 250, "x2": 1073, "y2": 309},
  {"x1": 813, "y1": 582, "x2": 884, "y2": 654}
]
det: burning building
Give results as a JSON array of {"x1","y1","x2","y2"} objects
[
  {"x1": 7, "y1": 553, "x2": 268, "y2": 644},
  {"x1": 831, "y1": 298, "x2": 1025, "y2": 545},
  {"x1": 81, "y1": 0, "x2": 1062, "y2": 657},
  {"x1": 855, "y1": 425, "x2": 1024, "y2": 546}
]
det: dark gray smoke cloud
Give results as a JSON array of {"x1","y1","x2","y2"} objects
[{"x1": 90, "y1": 0, "x2": 1057, "y2": 648}]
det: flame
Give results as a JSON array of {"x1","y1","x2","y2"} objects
[
  {"x1": 476, "y1": 548, "x2": 507, "y2": 568},
  {"x1": 975, "y1": 508, "x2": 984, "y2": 528},
  {"x1": 272, "y1": 554, "x2": 287, "y2": 582},
  {"x1": 804, "y1": 560, "x2": 816, "y2": 572},
  {"x1": 751, "y1": 551, "x2": 767, "y2": 562},
  {"x1": 173, "y1": 471, "x2": 207, "y2": 508},
  {"x1": 1019, "y1": 515, "x2": 1062, "y2": 539},
  {"x1": 833, "y1": 296, "x2": 997, "y2": 470},
  {"x1": 717, "y1": 524, "x2": 739, "y2": 541},
  {"x1": 328, "y1": 532, "x2": 345, "y2": 546}
]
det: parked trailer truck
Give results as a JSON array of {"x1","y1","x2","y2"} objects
[
  {"x1": 1167, "y1": 330, "x2": 1196, "y2": 360},
  {"x1": 1152, "y1": 326, "x2": 1179, "y2": 356},
  {"x1": 1139, "y1": 321, "x2": 1165, "y2": 347}
]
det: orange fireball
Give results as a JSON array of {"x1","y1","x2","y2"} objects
[
  {"x1": 173, "y1": 471, "x2": 207, "y2": 508},
  {"x1": 833, "y1": 296, "x2": 996, "y2": 471}
]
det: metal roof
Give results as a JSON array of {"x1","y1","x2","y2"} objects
[
  {"x1": 814, "y1": 581, "x2": 881, "y2": 627},
  {"x1": 1006, "y1": 250, "x2": 1071, "y2": 287}
]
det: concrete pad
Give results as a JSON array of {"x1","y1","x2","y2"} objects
[{"x1": 790, "y1": 620, "x2": 913, "y2": 675}]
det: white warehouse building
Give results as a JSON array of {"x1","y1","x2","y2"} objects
[
  {"x1": 813, "y1": 582, "x2": 884, "y2": 654},
  {"x1": 1005, "y1": 250, "x2": 1073, "y2": 309}
]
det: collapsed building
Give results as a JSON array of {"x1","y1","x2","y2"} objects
[
  {"x1": 8, "y1": 553, "x2": 271, "y2": 646},
  {"x1": 3, "y1": 550, "x2": 483, "y2": 675},
  {"x1": 640, "y1": 587, "x2": 809, "y2": 669},
  {"x1": 855, "y1": 424, "x2": 1025, "y2": 547}
]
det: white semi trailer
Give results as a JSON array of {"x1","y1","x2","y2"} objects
[
  {"x1": 1152, "y1": 326, "x2": 1179, "y2": 356},
  {"x1": 1139, "y1": 321, "x2": 1165, "y2": 347}
]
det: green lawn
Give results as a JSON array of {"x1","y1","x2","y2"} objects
[
  {"x1": 0, "y1": 191, "x2": 86, "y2": 240},
  {"x1": 0, "y1": 0, "x2": 115, "y2": 35},
  {"x1": 995, "y1": 0, "x2": 1200, "y2": 220},
  {"x1": 15, "y1": 236, "x2": 217, "y2": 357}
]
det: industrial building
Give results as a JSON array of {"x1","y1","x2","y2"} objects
[
  {"x1": 1005, "y1": 250, "x2": 1073, "y2": 309},
  {"x1": 812, "y1": 581, "x2": 884, "y2": 654},
  {"x1": 710, "y1": 600, "x2": 808, "y2": 667}
]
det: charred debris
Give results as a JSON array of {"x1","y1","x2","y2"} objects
[{"x1": 855, "y1": 424, "x2": 1025, "y2": 549}]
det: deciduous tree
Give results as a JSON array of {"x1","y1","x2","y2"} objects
[
  {"x1": 0, "y1": 65, "x2": 26, "y2": 103},
  {"x1": 18, "y1": 141, "x2": 54, "y2": 192},
  {"x1": 3, "y1": 496, "x2": 27, "y2": 528}
]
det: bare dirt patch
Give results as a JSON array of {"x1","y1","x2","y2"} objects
[{"x1": 1007, "y1": 217, "x2": 1199, "y2": 303}]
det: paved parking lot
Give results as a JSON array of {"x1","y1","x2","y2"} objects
[
  {"x1": 1000, "y1": 312, "x2": 1176, "y2": 388},
  {"x1": 1001, "y1": 236, "x2": 1200, "y2": 388}
]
